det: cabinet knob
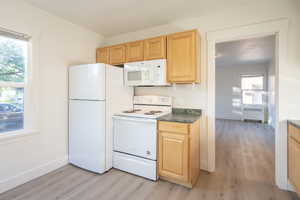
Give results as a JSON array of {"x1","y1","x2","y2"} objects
[{"x1": 146, "y1": 150, "x2": 151, "y2": 155}]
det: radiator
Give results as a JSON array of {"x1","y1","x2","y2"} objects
[{"x1": 242, "y1": 107, "x2": 266, "y2": 123}]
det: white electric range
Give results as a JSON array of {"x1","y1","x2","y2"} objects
[{"x1": 112, "y1": 96, "x2": 172, "y2": 180}]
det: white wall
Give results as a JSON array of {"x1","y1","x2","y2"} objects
[
  {"x1": 0, "y1": 0, "x2": 103, "y2": 193},
  {"x1": 215, "y1": 63, "x2": 268, "y2": 120},
  {"x1": 102, "y1": 0, "x2": 300, "y2": 172}
]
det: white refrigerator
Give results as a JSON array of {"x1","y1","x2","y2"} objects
[{"x1": 69, "y1": 63, "x2": 133, "y2": 173}]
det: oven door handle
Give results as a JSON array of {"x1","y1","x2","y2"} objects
[{"x1": 112, "y1": 115, "x2": 157, "y2": 123}]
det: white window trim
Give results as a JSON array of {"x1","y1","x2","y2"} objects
[
  {"x1": 0, "y1": 34, "x2": 39, "y2": 141},
  {"x1": 0, "y1": 130, "x2": 39, "y2": 145}
]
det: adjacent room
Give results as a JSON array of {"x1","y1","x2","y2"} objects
[
  {"x1": 216, "y1": 36, "x2": 276, "y2": 125},
  {"x1": 0, "y1": 0, "x2": 299, "y2": 199},
  {"x1": 214, "y1": 35, "x2": 285, "y2": 198}
]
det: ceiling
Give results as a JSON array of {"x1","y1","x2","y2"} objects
[
  {"x1": 216, "y1": 35, "x2": 275, "y2": 67},
  {"x1": 23, "y1": 0, "x2": 253, "y2": 36}
]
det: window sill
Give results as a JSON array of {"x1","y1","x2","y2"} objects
[{"x1": 0, "y1": 129, "x2": 40, "y2": 144}]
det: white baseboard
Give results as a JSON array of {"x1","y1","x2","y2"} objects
[
  {"x1": 0, "y1": 156, "x2": 68, "y2": 194},
  {"x1": 216, "y1": 117, "x2": 241, "y2": 121},
  {"x1": 200, "y1": 159, "x2": 208, "y2": 172}
]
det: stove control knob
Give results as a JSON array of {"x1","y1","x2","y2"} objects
[{"x1": 146, "y1": 150, "x2": 151, "y2": 155}]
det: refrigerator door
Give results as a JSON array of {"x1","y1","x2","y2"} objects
[
  {"x1": 69, "y1": 64, "x2": 105, "y2": 100},
  {"x1": 69, "y1": 100, "x2": 106, "y2": 173}
]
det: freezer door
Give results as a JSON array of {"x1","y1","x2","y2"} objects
[
  {"x1": 69, "y1": 64, "x2": 105, "y2": 100},
  {"x1": 69, "y1": 100, "x2": 106, "y2": 173}
]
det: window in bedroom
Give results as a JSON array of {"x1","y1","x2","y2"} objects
[{"x1": 241, "y1": 75, "x2": 264, "y2": 105}]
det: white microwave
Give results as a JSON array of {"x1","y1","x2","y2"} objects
[{"x1": 124, "y1": 59, "x2": 169, "y2": 86}]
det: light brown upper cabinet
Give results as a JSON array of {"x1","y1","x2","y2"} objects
[
  {"x1": 167, "y1": 30, "x2": 200, "y2": 83},
  {"x1": 109, "y1": 44, "x2": 126, "y2": 65},
  {"x1": 96, "y1": 29, "x2": 201, "y2": 80},
  {"x1": 144, "y1": 36, "x2": 166, "y2": 60},
  {"x1": 126, "y1": 41, "x2": 144, "y2": 62},
  {"x1": 96, "y1": 47, "x2": 109, "y2": 64}
]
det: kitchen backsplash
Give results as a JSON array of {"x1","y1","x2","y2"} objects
[{"x1": 134, "y1": 84, "x2": 206, "y2": 109}]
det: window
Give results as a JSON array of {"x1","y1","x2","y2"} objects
[
  {"x1": 0, "y1": 35, "x2": 27, "y2": 133},
  {"x1": 241, "y1": 75, "x2": 264, "y2": 105}
]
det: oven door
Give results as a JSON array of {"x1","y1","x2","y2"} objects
[{"x1": 113, "y1": 116, "x2": 157, "y2": 160}]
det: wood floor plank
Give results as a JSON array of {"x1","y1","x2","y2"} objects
[
  {"x1": 0, "y1": 120, "x2": 298, "y2": 200},
  {"x1": 57, "y1": 170, "x2": 122, "y2": 200},
  {"x1": 67, "y1": 169, "x2": 125, "y2": 200}
]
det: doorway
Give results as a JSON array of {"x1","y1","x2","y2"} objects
[
  {"x1": 206, "y1": 19, "x2": 289, "y2": 190},
  {"x1": 213, "y1": 35, "x2": 284, "y2": 198}
]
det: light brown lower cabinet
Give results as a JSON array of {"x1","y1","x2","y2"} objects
[
  {"x1": 288, "y1": 123, "x2": 300, "y2": 196},
  {"x1": 158, "y1": 120, "x2": 200, "y2": 188}
]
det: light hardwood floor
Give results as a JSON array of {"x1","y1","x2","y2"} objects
[{"x1": 0, "y1": 119, "x2": 298, "y2": 200}]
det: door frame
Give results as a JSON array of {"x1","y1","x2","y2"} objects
[{"x1": 206, "y1": 18, "x2": 289, "y2": 190}]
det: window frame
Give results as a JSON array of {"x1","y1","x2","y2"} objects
[
  {"x1": 240, "y1": 75, "x2": 265, "y2": 106},
  {"x1": 0, "y1": 32, "x2": 38, "y2": 141}
]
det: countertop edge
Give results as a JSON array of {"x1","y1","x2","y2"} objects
[
  {"x1": 157, "y1": 109, "x2": 202, "y2": 124},
  {"x1": 157, "y1": 117, "x2": 201, "y2": 124}
]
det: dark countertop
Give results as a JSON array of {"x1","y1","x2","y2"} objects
[
  {"x1": 288, "y1": 120, "x2": 300, "y2": 129},
  {"x1": 158, "y1": 108, "x2": 202, "y2": 123}
]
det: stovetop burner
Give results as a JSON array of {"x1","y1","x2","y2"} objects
[
  {"x1": 144, "y1": 110, "x2": 163, "y2": 115},
  {"x1": 118, "y1": 107, "x2": 171, "y2": 118},
  {"x1": 123, "y1": 109, "x2": 141, "y2": 113}
]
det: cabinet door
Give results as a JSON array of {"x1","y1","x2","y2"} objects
[
  {"x1": 96, "y1": 47, "x2": 109, "y2": 63},
  {"x1": 288, "y1": 138, "x2": 295, "y2": 182},
  {"x1": 167, "y1": 30, "x2": 199, "y2": 83},
  {"x1": 290, "y1": 139, "x2": 300, "y2": 194},
  {"x1": 144, "y1": 36, "x2": 166, "y2": 60},
  {"x1": 158, "y1": 131, "x2": 189, "y2": 182},
  {"x1": 126, "y1": 41, "x2": 144, "y2": 62},
  {"x1": 289, "y1": 124, "x2": 300, "y2": 143},
  {"x1": 109, "y1": 44, "x2": 126, "y2": 65}
]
